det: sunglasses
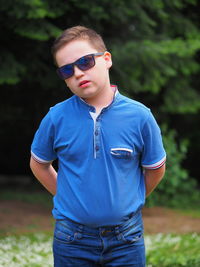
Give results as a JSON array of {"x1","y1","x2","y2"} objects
[{"x1": 56, "y1": 52, "x2": 104, "y2": 80}]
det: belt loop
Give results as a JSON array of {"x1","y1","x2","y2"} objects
[
  {"x1": 78, "y1": 224, "x2": 83, "y2": 232},
  {"x1": 75, "y1": 224, "x2": 83, "y2": 239},
  {"x1": 114, "y1": 226, "x2": 123, "y2": 240},
  {"x1": 115, "y1": 226, "x2": 120, "y2": 234}
]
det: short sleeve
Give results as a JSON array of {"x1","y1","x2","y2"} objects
[
  {"x1": 31, "y1": 112, "x2": 57, "y2": 163},
  {"x1": 141, "y1": 111, "x2": 166, "y2": 169}
]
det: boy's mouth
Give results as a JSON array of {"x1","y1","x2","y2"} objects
[{"x1": 79, "y1": 80, "x2": 91, "y2": 88}]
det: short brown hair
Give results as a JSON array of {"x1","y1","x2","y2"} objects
[{"x1": 51, "y1": 26, "x2": 107, "y2": 59}]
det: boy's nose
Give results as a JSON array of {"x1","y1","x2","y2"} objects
[{"x1": 74, "y1": 65, "x2": 84, "y2": 77}]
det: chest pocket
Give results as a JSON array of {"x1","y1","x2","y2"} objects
[{"x1": 110, "y1": 147, "x2": 133, "y2": 159}]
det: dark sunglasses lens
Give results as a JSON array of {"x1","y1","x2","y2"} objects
[
  {"x1": 77, "y1": 55, "x2": 95, "y2": 71},
  {"x1": 58, "y1": 64, "x2": 73, "y2": 79}
]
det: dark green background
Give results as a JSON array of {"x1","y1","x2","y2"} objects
[{"x1": 0, "y1": 0, "x2": 199, "y2": 205}]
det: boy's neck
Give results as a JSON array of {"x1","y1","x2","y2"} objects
[{"x1": 83, "y1": 84, "x2": 116, "y2": 113}]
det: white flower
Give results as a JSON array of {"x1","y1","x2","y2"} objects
[{"x1": 0, "y1": 233, "x2": 53, "y2": 267}]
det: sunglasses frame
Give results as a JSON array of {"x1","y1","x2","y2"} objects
[{"x1": 57, "y1": 52, "x2": 104, "y2": 80}]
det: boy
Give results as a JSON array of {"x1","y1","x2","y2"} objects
[{"x1": 30, "y1": 26, "x2": 166, "y2": 267}]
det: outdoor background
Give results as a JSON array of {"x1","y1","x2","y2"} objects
[{"x1": 0, "y1": 0, "x2": 200, "y2": 266}]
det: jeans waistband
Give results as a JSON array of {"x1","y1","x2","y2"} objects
[{"x1": 56, "y1": 210, "x2": 142, "y2": 236}]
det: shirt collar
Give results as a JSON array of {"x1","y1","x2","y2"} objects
[{"x1": 77, "y1": 84, "x2": 119, "y2": 109}]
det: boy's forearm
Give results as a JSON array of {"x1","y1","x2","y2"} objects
[
  {"x1": 30, "y1": 157, "x2": 57, "y2": 195},
  {"x1": 144, "y1": 164, "x2": 166, "y2": 197}
]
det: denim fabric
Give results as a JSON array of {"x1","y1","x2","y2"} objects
[{"x1": 53, "y1": 211, "x2": 145, "y2": 267}]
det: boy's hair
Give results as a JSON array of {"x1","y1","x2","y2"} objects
[{"x1": 51, "y1": 26, "x2": 107, "y2": 60}]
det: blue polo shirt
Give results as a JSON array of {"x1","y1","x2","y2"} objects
[{"x1": 31, "y1": 88, "x2": 166, "y2": 227}]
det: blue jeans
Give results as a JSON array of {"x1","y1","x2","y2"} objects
[{"x1": 53, "y1": 211, "x2": 145, "y2": 266}]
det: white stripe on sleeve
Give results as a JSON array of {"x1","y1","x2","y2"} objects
[
  {"x1": 142, "y1": 156, "x2": 166, "y2": 169},
  {"x1": 31, "y1": 151, "x2": 52, "y2": 164}
]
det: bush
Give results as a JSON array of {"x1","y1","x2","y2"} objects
[{"x1": 146, "y1": 125, "x2": 200, "y2": 208}]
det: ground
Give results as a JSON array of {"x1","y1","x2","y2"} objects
[{"x1": 0, "y1": 200, "x2": 200, "y2": 236}]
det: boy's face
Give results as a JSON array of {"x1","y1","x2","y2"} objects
[{"x1": 55, "y1": 39, "x2": 112, "y2": 101}]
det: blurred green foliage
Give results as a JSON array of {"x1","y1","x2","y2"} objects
[
  {"x1": 0, "y1": 0, "x2": 200, "y2": 205},
  {"x1": 112, "y1": 38, "x2": 200, "y2": 113},
  {"x1": 146, "y1": 233, "x2": 200, "y2": 267},
  {"x1": 146, "y1": 125, "x2": 200, "y2": 208}
]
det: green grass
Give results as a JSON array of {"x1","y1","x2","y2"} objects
[
  {"x1": 0, "y1": 190, "x2": 52, "y2": 208},
  {"x1": 175, "y1": 208, "x2": 200, "y2": 218},
  {"x1": 0, "y1": 233, "x2": 199, "y2": 267},
  {"x1": 146, "y1": 233, "x2": 200, "y2": 267},
  {"x1": 0, "y1": 232, "x2": 53, "y2": 267}
]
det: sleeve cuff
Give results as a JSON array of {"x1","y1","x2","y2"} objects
[
  {"x1": 31, "y1": 151, "x2": 53, "y2": 164},
  {"x1": 142, "y1": 156, "x2": 166, "y2": 170}
]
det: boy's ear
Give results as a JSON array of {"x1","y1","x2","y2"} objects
[{"x1": 104, "y1": 51, "x2": 112, "y2": 69}]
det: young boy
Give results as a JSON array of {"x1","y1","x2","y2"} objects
[{"x1": 30, "y1": 26, "x2": 166, "y2": 267}]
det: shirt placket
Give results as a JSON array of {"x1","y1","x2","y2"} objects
[
  {"x1": 94, "y1": 116, "x2": 100, "y2": 159},
  {"x1": 89, "y1": 111, "x2": 102, "y2": 159}
]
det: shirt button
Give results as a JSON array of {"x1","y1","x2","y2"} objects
[
  {"x1": 95, "y1": 130, "x2": 98, "y2": 136},
  {"x1": 95, "y1": 145, "x2": 99, "y2": 151}
]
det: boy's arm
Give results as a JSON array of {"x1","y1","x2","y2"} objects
[
  {"x1": 30, "y1": 156, "x2": 57, "y2": 195},
  {"x1": 144, "y1": 164, "x2": 166, "y2": 197}
]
